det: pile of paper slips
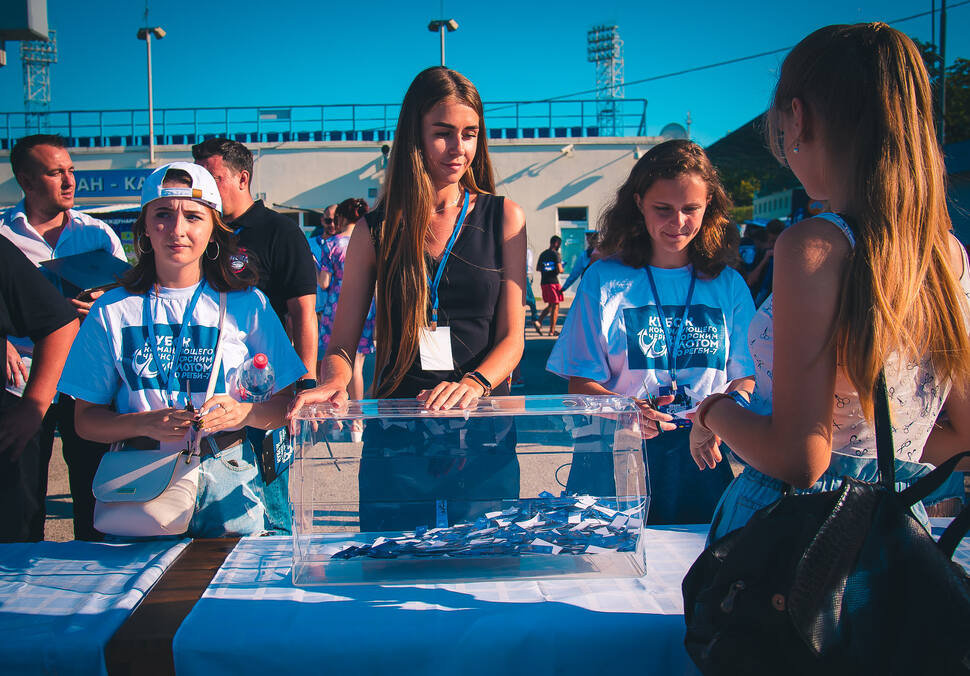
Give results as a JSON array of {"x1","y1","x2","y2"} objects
[{"x1": 331, "y1": 493, "x2": 643, "y2": 560}]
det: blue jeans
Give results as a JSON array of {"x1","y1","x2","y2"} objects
[
  {"x1": 708, "y1": 454, "x2": 932, "y2": 543},
  {"x1": 187, "y1": 430, "x2": 291, "y2": 538}
]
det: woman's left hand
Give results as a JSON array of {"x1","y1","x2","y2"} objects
[
  {"x1": 417, "y1": 378, "x2": 484, "y2": 411},
  {"x1": 687, "y1": 413, "x2": 722, "y2": 470},
  {"x1": 199, "y1": 395, "x2": 253, "y2": 434}
]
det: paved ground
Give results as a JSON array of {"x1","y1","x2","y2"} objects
[{"x1": 44, "y1": 302, "x2": 573, "y2": 542}]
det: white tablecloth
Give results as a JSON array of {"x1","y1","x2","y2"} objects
[
  {"x1": 0, "y1": 539, "x2": 188, "y2": 675},
  {"x1": 173, "y1": 526, "x2": 708, "y2": 676}
]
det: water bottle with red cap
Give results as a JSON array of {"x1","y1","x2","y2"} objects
[{"x1": 231, "y1": 352, "x2": 276, "y2": 402}]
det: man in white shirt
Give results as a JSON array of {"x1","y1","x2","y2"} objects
[{"x1": 0, "y1": 134, "x2": 126, "y2": 541}]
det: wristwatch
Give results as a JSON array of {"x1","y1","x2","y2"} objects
[
  {"x1": 294, "y1": 378, "x2": 317, "y2": 392},
  {"x1": 465, "y1": 370, "x2": 492, "y2": 397}
]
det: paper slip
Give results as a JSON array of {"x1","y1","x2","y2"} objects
[
  {"x1": 609, "y1": 514, "x2": 629, "y2": 529},
  {"x1": 516, "y1": 515, "x2": 543, "y2": 529},
  {"x1": 530, "y1": 539, "x2": 563, "y2": 555},
  {"x1": 591, "y1": 504, "x2": 618, "y2": 518},
  {"x1": 570, "y1": 519, "x2": 597, "y2": 532},
  {"x1": 575, "y1": 496, "x2": 597, "y2": 509},
  {"x1": 594, "y1": 527, "x2": 611, "y2": 536}
]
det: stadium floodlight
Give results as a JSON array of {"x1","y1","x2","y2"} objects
[
  {"x1": 136, "y1": 26, "x2": 165, "y2": 164},
  {"x1": 428, "y1": 19, "x2": 459, "y2": 66}
]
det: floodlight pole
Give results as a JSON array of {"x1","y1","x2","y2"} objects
[
  {"x1": 145, "y1": 33, "x2": 155, "y2": 163},
  {"x1": 428, "y1": 20, "x2": 458, "y2": 67},
  {"x1": 137, "y1": 26, "x2": 165, "y2": 165},
  {"x1": 940, "y1": 0, "x2": 947, "y2": 144},
  {"x1": 439, "y1": 24, "x2": 445, "y2": 65}
]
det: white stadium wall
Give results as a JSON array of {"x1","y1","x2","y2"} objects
[{"x1": 0, "y1": 137, "x2": 659, "y2": 292}]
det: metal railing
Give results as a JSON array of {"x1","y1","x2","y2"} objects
[{"x1": 0, "y1": 99, "x2": 647, "y2": 149}]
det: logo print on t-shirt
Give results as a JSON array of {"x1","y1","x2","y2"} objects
[
  {"x1": 130, "y1": 344, "x2": 159, "y2": 379},
  {"x1": 638, "y1": 330, "x2": 666, "y2": 359},
  {"x1": 623, "y1": 303, "x2": 726, "y2": 371},
  {"x1": 230, "y1": 248, "x2": 248, "y2": 273},
  {"x1": 121, "y1": 325, "x2": 225, "y2": 394}
]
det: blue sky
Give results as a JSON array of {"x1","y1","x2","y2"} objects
[{"x1": 0, "y1": 0, "x2": 967, "y2": 146}]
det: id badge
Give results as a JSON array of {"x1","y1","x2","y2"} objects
[
  {"x1": 419, "y1": 326, "x2": 454, "y2": 371},
  {"x1": 658, "y1": 385, "x2": 693, "y2": 429},
  {"x1": 258, "y1": 427, "x2": 293, "y2": 485}
]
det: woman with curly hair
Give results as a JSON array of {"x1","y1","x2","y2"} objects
[{"x1": 547, "y1": 139, "x2": 755, "y2": 524}]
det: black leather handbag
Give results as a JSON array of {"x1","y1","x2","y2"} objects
[{"x1": 682, "y1": 375, "x2": 970, "y2": 675}]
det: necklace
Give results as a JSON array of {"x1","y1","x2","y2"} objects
[{"x1": 432, "y1": 192, "x2": 462, "y2": 214}]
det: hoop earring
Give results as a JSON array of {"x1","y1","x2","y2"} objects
[
  {"x1": 134, "y1": 235, "x2": 152, "y2": 255},
  {"x1": 205, "y1": 240, "x2": 220, "y2": 260}
]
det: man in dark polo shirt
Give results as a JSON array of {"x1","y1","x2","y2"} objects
[
  {"x1": 192, "y1": 138, "x2": 317, "y2": 377},
  {"x1": 0, "y1": 237, "x2": 78, "y2": 541}
]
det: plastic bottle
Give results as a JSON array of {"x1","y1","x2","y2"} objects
[{"x1": 232, "y1": 353, "x2": 275, "y2": 402}]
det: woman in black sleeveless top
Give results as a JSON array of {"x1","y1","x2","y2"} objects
[
  {"x1": 290, "y1": 67, "x2": 527, "y2": 410},
  {"x1": 365, "y1": 194, "x2": 511, "y2": 398},
  {"x1": 289, "y1": 67, "x2": 527, "y2": 531}
]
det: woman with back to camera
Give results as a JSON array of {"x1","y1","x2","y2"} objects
[
  {"x1": 317, "y1": 197, "x2": 376, "y2": 415},
  {"x1": 58, "y1": 162, "x2": 305, "y2": 537},
  {"x1": 688, "y1": 23, "x2": 970, "y2": 541},
  {"x1": 289, "y1": 67, "x2": 527, "y2": 530},
  {"x1": 547, "y1": 140, "x2": 756, "y2": 525}
]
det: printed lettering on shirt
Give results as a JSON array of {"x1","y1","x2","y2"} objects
[
  {"x1": 121, "y1": 324, "x2": 226, "y2": 394},
  {"x1": 623, "y1": 303, "x2": 726, "y2": 371}
]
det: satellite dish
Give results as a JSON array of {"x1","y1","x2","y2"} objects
[{"x1": 660, "y1": 123, "x2": 688, "y2": 140}]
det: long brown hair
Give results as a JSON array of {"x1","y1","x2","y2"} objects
[
  {"x1": 123, "y1": 169, "x2": 256, "y2": 293},
  {"x1": 373, "y1": 67, "x2": 496, "y2": 397},
  {"x1": 767, "y1": 23, "x2": 970, "y2": 417},
  {"x1": 598, "y1": 139, "x2": 737, "y2": 277}
]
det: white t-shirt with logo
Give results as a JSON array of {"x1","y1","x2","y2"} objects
[
  {"x1": 58, "y1": 282, "x2": 305, "y2": 443},
  {"x1": 546, "y1": 258, "x2": 756, "y2": 402}
]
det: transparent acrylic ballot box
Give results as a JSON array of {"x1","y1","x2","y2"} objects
[{"x1": 290, "y1": 395, "x2": 649, "y2": 585}]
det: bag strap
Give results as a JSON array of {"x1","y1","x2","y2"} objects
[
  {"x1": 205, "y1": 292, "x2": 227, "y2": 401},
  {"x1": 873, "y1": 370, "x2": 896, "y2": 490},
  {"x1": 938, "y1": 501, "x2": 970, "y2": 558},
  {"x1": 899, "y1": 450, "x2": 970, "y2": 506}
]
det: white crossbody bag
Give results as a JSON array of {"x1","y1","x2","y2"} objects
[{"x1": 92, "y1": 292, "x2": 227, "y2": 537}]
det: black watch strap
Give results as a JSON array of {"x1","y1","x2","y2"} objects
[{"x1": 295, "y1": 378, "x2": 317, "y2": 392}]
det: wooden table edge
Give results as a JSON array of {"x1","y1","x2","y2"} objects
[{"x1": 105, "y1": 537, "x2": 240, "y2": 676}]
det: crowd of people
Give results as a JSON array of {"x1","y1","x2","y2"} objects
[{"x1": 0, "y1": 22, "x2": 967, "y2": 544}]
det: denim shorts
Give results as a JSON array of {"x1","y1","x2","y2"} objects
[
  {"x1": 187, "y1": 430, "x2": 291, "y2": 538},
  {"x1": 708, "y1": 454, "x2": 932, "y2": 544}
]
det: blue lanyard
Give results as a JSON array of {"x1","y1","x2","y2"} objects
[
  {"x1": 427, "y1": 191, "x2": 470, "y2": 329},
  {"x1": 644, "y1": 266, "x2": 696, "y2": 390},
  {"x1": 144, "y1": 281, "x2": 207, "y2": 408}
]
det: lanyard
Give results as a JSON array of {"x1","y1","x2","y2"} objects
[
  {"x1": 644, "y1": 266, "x2": 696, "y2": 390},
  {"x1": 144, "y1": 281, "x2": 207, "y2": 408},
  {"x1": 427, "y1": 191, "x2": 470, "y2": 329}
]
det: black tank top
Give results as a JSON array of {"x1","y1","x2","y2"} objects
[{"x1": 366, "y1": 193, "x2": 510, "y2": 398}]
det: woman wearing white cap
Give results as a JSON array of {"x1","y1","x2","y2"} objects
[{"x1": 57, "y1": 162, "x2": 305, "y2": 537}]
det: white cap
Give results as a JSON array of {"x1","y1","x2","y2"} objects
[{"x1": 141, "y1": 161, "x2": 223, "y2": 214}]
